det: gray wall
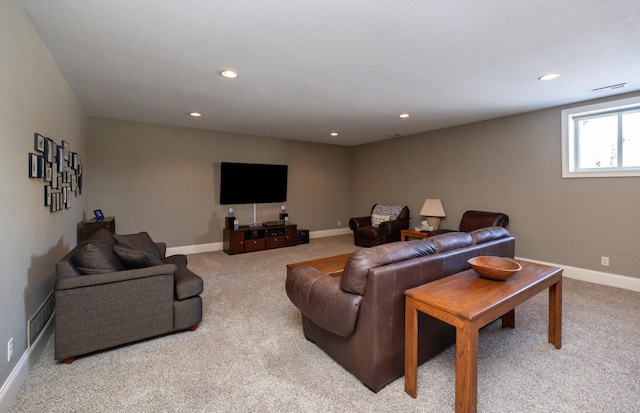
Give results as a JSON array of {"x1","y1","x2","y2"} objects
[
  {"x1": 352, "y1": 92, "x2": 640, "y2": 278},
  {"x1": 87, "y1": 118, "x2": 353, "y2": 247},
  {"x1": 0, "y1": 0, "x2": 88, "y2": 394}
]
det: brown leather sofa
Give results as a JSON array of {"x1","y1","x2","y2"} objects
[
  {"x1": 286, "y1": 226, "x2": 515, "y2": 392},
  {"x1": 428, "y1": 209, "x2": 509, "y2": 236},
  {"x1": 349, "y1": 204, "x2": 410, "y2": 247}
]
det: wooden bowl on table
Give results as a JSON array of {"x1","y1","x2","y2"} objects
[{"x1": 467, "y1": 256, "x2": 522, "y2": 281}]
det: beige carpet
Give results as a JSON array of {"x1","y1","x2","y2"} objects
[{"x1": 9, "y1": 234, "x2": 640, "y2": 412}]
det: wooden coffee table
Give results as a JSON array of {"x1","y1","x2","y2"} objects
[
  {"x1": 286, "y1": 252, "x2": 353, "y2": 277},
  {"x1": 404, "y1": 260, "x2": 562, "y2": 413}
]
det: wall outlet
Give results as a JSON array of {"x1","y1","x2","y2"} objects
[
  {"x1": 601, "y1": 256, "x2": 610, "y2": 267},
  {"x1": 338, "y1": 221, "x2": 341, "y2": 227},
  {"x1": 7, "y1": 337, "x2": 13, "y2": 362}
]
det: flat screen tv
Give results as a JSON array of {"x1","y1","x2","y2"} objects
[{"x1": 220, "y1": 162, "x2": 288, "y2": 205}]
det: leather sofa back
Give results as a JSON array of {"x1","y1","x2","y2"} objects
[{"x1": 340, "y1": 239, "x2": 436, "y2": 295}]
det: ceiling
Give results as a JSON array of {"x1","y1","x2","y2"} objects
[{"x1": 16, "y1": 0, "x2": 640, "y2": 146}]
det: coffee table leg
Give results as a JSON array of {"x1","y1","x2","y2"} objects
[
  {"x1": 456, "y1": 320, "x2": 479, "y2": 413},
  {"x1": 404, "y1": 298, "x2": 418, "y2": 398},
  {"x1": 501, "y1": 309, "x2": 515, "y2": 328},
  {"x1": 549, "y1": 278, "x2": 562, "y2": 349}
]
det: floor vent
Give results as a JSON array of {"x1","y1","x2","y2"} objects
[{"x1": 28, "y1": 291, "x2": 55, "y2": 347}]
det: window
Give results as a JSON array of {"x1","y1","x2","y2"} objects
[{"x1": 562, "y1": 95, "x2": 640, "y2": 178}]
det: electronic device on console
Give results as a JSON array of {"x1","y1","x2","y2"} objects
[{"x1": 262, "y1": 220, "x2": 285, "y2": 227}]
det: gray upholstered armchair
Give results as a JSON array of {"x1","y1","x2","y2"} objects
[
  {"x1": 55, "y1": 229, "x2": 203, "y2": 363},
  {"x1": 349, "y1": 204, "x2": 410, "y2": 247}
]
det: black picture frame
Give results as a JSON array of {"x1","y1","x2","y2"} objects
[
  {"x1": 56, "y1": 145, "x2": 65, "y2": 173},
  {"x1": 94, "y1": 209, "x2": 104, "y2": 220},
  {"x1": 44, "y1": 164, "x2": 52, "y2": 182},
  {"x1": 44, "y1": 185, "x2": 51, "y2": 206},
  {"x1": 29, "y1": 153, "x2": 39, "y2": 178},
  {"x1": 62, "y1": 140, "x2": 70, "y2": 161},
  {"x1": 51, "y1": 172, "x2": 58, "y2": 189},
  {"x1": 34, "y1": 133, "x2": 46, "y2": 152},
  {"x1": 44, "y1": 138, "x2": 54, "y2": 163}
]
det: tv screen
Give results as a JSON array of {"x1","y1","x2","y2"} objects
[{"x1": 220, "y1": 162, "x2": 288, "y2": 205}]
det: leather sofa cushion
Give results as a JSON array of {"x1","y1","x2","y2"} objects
[
  {"x1": 430, "y1": 232, "x2": 473, "y2": 253},
  {"x1": 114, "y1": 244, "x2": 164, "y2": 269},
  {"x1": 72, "y1": 240, "x2": 125, "y2": 275},
  {"x1": 114, "y1": 232, "x2": 162, "y2": 260},
  {"x1": 469, "y1": 226, "x2": 510, "y2": 244},
  {"x1": 357, "y1": 225, "x2": 380, "y2": 240},
  {"x1": 341, "y1": 240, "x2": 436, "y2": 295}
]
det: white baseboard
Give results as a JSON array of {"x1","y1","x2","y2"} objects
[
  {"x1": 0, "y1": 312, "x2": 54, "y2": 413},
  {"x1": 166, "y1": 228, "x2": 352, "y2": 256},
  {"x1": 516, "y1": 256, "x2": 640, "y2": 292},
  {"x1": 167, "y1": 242, "x2": 223, "y2": 256},
  {"x1": 309, "y1": 228, "x2": 352, "y2": 238}
]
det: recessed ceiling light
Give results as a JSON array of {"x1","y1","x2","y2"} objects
[
  {"x1": 399, "y1": 113, "x2": 410, "y2": 118},
  {"x1": 330, "y1": 132, "x2": 339, "y2": 136},
  {"x1": 189, "y1": 112, "x2": 202, "y2": 117},
  {"x1": 538, "y1": 73, "x2": 561, "y2": 81},
  {"x1": 220, "y1": 70, "x2": 238, "y2": 79}
]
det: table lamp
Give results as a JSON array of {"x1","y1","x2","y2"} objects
[{"x1": 420, "y1": 199, "x2": 446, "y2": 230}]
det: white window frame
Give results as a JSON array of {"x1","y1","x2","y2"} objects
[{"x1": 561, "y1": 95, "x2": 640, "y2": 178}]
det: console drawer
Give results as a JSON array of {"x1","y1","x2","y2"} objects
[
  {"x1": 245, "y1": 238, "x2": 266, "y2": 252},
  {"x1": 266, "y1": 236, "x2": 286, "y2": 249}
]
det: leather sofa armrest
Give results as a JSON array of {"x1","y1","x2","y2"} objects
[
  {"x1": 349, "y1": 216, "x2": 372, "y2": 231},
  {"x1": 56, "y1": 264, "x2": 178, "y2": 291},
  {"x1": 286, "y1": 266, "x2": 363, "y2": 337}
]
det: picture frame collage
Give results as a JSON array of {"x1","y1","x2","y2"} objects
[{"x1": 29, "y1": 133, "x2": 83, "y2": 212}]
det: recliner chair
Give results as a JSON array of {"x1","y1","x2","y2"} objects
[
  {"x1": 428, "y1": 210, "x2": 509, "y2": 236},
  {"x1": 349, "y1": 204, "x2": 410, "y2": 247}
]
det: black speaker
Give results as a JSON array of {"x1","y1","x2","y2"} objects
[
  {"x1": 225, "y1": 217, "x2": 236, "y2": 229},
  {"x1": 296, "y1": 229, "x2": 309, "y2": 245}
]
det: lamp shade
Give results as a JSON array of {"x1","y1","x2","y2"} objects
[{"x1": 420, "y1": 199, "x2": 445, "y2": 217}]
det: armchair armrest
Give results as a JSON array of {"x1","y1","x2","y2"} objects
[
  {"x1": 54, "y1": 264, "x2": 176, "y2": 361},
  {"x1": 349, "y1": 216, "x2": 372, "y2": 231},
  {"x1": 155, "y1": 242, "x2": 167, "y2": 259},
  {"x1": 376, "y1": 217, "x2": 409, "y2": 243},
  {"x1": 56, "y1": 264, "x2": 177, "y2": 291},
  {"x1": 286, "y1": 265, "x2": 363, "y2": 337}
]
